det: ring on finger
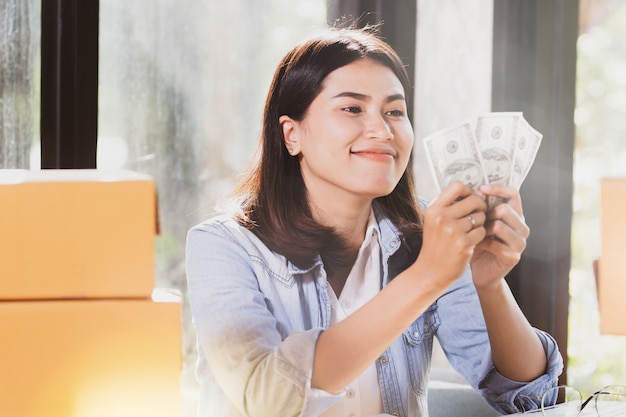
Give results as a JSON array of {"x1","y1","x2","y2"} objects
[{"x1": 467, "y1": 214, "x2": 477, "y2": 230}]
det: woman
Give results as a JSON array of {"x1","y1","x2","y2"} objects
[{"x1": 186, "y1": 26, "x2": 563, "y2": 417}]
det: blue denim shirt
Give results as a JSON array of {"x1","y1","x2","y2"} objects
[{"x1": 186, "y1": 209, "x2": 563, "y2": 417}]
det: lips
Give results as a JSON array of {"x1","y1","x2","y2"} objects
[{"x1": 351, "y1": 147, "x2": 397, "y2": 159}]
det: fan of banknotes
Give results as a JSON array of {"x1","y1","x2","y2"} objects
[{"x1": 423, "y1": 112, "x2": 543, "y2": 208}]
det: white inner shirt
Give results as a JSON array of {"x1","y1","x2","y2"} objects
[{"x1": 320, "y1": 210, "x2": 385, "y2": 417}]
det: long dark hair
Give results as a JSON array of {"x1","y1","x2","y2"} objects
[{"x1": 233, "y1": 26, "x2": 423, "y2": 270}]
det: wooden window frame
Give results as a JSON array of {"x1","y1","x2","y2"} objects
[
  {"x1": 40, "y1": 0, "x2": 99, "y2": 169},
  {"x1": 492, "y1": 0, "x2": 578, "y2": 384}
]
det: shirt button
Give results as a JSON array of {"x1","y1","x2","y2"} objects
[
  {"x1": 346, "y1": 389, "x2": 355, "y2": 398},
  {"x1": 413, "y1": 330, "x2": 420, "y2": 338},
  {"x1": 342, "y1": 300, "x2": 352, "y2": 309},
  {"x1": 379, "y1": 356, "x2": 388, "y2": 365}
]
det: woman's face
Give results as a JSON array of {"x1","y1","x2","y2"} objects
[{"x1": 280, "y1": 58, "x2": 414, "y2": 206}]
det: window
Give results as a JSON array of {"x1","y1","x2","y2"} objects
[
  {"x1": 569, "y1": 0, "x2": 626, "y2": 395},
  {"x1": 3, "y1": 0, "x2": 586, "y2": 412},
  {"x1": 97, "y1": 1, "x2": 327, "y2": 414},
  {"x1": 0, "y1": 0, "x2": 40, "y2": 169}
]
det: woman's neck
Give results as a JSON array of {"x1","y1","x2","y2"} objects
[
  {"x1": 316, "y1": 203, "x2": 372, "y2": 297},
  {"x1": 326, "y1": 263, "x2": 354, "y2": 296},
  {"x1": 311, "y1": 200, "x2": 372, "y2": 251}
]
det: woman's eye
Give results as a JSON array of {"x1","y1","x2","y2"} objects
[
  {"x1": 386, "y1": 109, "x2": 404, "y2": 117},
  {"x1": 342, "y1": 106, "x2": 362, "y2": 114}
]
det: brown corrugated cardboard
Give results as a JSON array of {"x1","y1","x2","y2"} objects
[
  {"x1": 0, "y1": 290, "x2": 181, "y2": 417},
  {"x1": 0, "y1": 169, "x2": 157, "y2": 299}
]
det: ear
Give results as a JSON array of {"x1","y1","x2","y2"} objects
[{"x1": 279, "y1": 115, "x2": 301, "y2": 156}]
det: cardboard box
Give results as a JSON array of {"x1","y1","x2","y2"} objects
[
  {"x1": 599, "y1": 177, "x2": 626, "y2": 335},
  {"x1": 0, "y1": 169, "x2": 157, "y2": 299},
  {"x1": 0, "y1": 290, "x2": 181, "y2": 417}
]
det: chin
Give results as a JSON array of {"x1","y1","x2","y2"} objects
[
  {"x1": 364, "y1": 185, "x2": 397, "y2": 200},
  {"x1": 350, "y1": 175, "x2": 400, "y2": 199}
]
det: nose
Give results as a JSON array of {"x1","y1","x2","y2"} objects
[{"x1": 365, "y1": 112, "x2": 394, "y2": 141}]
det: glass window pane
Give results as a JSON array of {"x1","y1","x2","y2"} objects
[
  {"x1": 413, "y1": 0, "x2": 493, "y2": 201},
  {"x1": 0, "y1": 0, "x2": 40, "y2": 169},
  {"x1": 569, "y1": 0, "x2": 626, "y2": 396},
  {"x1": 98, "y1": 1, "x2": 327, "y2": 414}
]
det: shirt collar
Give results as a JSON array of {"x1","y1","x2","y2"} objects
[{"x1": 361, "y1": 207, "x2": 381, "y2": 254}]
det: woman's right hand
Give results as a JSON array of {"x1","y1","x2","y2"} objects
[
  {"x1": 312, "y1": 183, "x2": 486, "y2": 395},
  {"x1": 417, "y1": 181, "x2": 487, "y2": 287}
]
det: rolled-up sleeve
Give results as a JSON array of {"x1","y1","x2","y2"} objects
[
  {"x1": 186, "y1": 222, "x2": 342, "y2": 417},
  {"x1": 435, "y1": 269, "x2": 563, "y2": 415},
  {"x1": 475, "y1": 329, "x2": 563, "y2": 414}
]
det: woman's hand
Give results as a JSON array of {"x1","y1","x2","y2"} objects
[
  {"x1": 419, "y1": 181, "x2": 487, "y2": 287},
  {"x1": 468, "y1": 185, "x2": 547, "y2": 383},
  {"x1": 470, "y1": 184, "x2": 530, "y2": 289}
]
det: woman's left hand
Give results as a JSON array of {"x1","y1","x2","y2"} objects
[{"x1": 470, "y1": 184, "x2": 530, "y2": 289}]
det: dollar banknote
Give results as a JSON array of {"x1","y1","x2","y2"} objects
[
  {"x1": 510, "y1": 116, "x2": 543, "y2": 189},
  {"x1": 423, "y1": 120, "x2": 488, "y2": 193},
  {"x1": 423, "y1": 112, "x2": 542, "y2": 210},
  {"x1": 475, "y1": 112, "x2": 520, "y2": 186}
]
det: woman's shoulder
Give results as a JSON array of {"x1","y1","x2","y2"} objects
[
  {"x1": 188, "y1": 214, "x2": 251, "y2": 242},
  {"x1": 191, "y1": 213, "x2": 239, "y2": 228},
  {"x1": 188, "y1": 214, "x2": 285, "y2": 261}
]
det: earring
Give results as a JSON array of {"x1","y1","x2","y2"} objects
[{"x1": 288, "y1": 135, "x2": 298, "y2": 155}]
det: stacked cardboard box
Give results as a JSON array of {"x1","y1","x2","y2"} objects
[
  {"x1": 599, "y1": 177, "x2": 626, "y2": 336},
  {"x1": 0, "y1": 169, "x2": 181, "y2": 417}
]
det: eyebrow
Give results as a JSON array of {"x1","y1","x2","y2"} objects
[{"x1": 331, "y1": 91, "x2": 406, "y2": 103}]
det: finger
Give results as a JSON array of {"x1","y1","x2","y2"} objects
[
  {"x1": 487, "y1": 204, "x2": 530, "y2": 239},
  {"x1": 467, "y1": 223, "x2": 488, "y2": 245},
  {"x1": 479, "y1": 184, "x2": 523, "y2": 216},
  {"x1": 446, "y1": 188, "x2": 487, "y2": 219},
  {"x1": 466, "y1": 214, "x2": 478, "y2": 231},
  {"x1": 484, "y1": 215, "x2": 528, "y2": 252},
  {"x1": 463, "y1": 211, "x2": 486, "y2": 233},
  {"x1": 433, "y1": 181, "x2": 475, "y2": 207},
  {"x1": 430, "y1": 182, "x2": 487, "y2": 227},
  {"x1": 477, "y1": 230, "x2": 525, "y2": 261}
]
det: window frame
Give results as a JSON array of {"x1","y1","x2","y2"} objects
[
  {"x1": 492, "y1": 0, "x2": 578, "y2": 384},
  {"x1": 40, "y1": 0, "x2": 99, "y2": 168}
]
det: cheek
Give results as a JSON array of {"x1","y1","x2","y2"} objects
[
  {"x1": 395, "y1": 122, "x2": 414, "y2": 144},
  {"x1": 397, "y1": 128, "x2": 415, "y2": 161}
]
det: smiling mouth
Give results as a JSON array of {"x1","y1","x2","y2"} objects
[
  {"x1": 352, "y1": 150, "x2": 395, "y2": 155},
  {"x1": 351, "y1": 150, "x2": 396, "y2": 161}
]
